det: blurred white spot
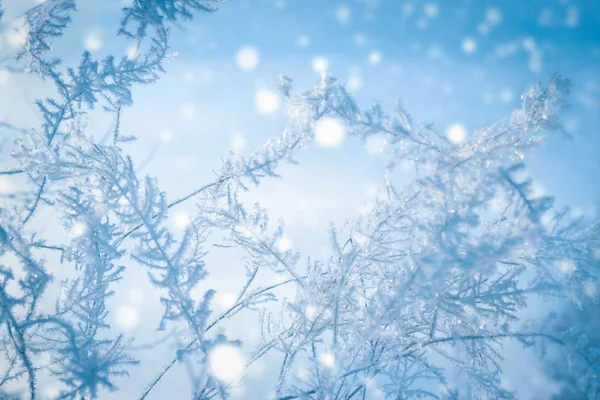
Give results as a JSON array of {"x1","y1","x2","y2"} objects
[
  {"x1": 42, "y1": 386, "x2": 60, "y2": 400},
  {"x1": 296, "y1": 35, "x2": 310, "y2": 48},
  {"x1": 424, "y1": 3, "x2": 439, "y2": 18},
  {"x1": 557, "y1": 259, "x2": 576, "y2": 275},
  {"x1": 565, "y1": 6, "x2": 579, "y2": 27},
  {"x1": 478, "y1": 22, "x2": 490, "y2": 35},
  {"x1": 461, "y1": 38, "x2": 477, "y2": 54},
  {"x1": 71, "y1": 222, "x2": 87, "y2": 238},
  {"x1": 312, "y1": 57, "x2": 329, "y2": 73},
  {"x1": 499, "y1": 88, "x2": 514, "y2": 103},
  {"x1": 255, "y1": 89, "x2": 281, "y2": 114},
  {"x1": 347, "y1": 74, "x2": 363, "y2": 91},
  {"x1": 593, "y1": 248, "x2": 600, "y2": 261},
  {"x1": 367, "y1": 50, "x2": 382, "y2": 65},
  {"x1": 538, "y1": 8, "x2": 553, "y2": 27},
  {"x1": 353, "y1": 232, "x2": 369, "y2": 246},
  {"x1": 7, "y1": 19, "x2": 28, "y2": 47},
  {"x1": 305, "y1": 305, "x2": 317, "y2": 319},
  {"x1": 180, "y1": 104, "x2": 196, "y2": 120},
  {"x1": 174, "y1": 212, "x2": 191, "y2": 229},
  {"x1": 218, "y1": 292, "x2": 237, "y2": 310},
  {"x1": 529, "y1": 53, "x2": 542, "y2": 73},
  {"x1": 522, "y1": 37, "x2": 536, "y2": 51},
  {"x1": 488, "y1": 195, "x2": 508, "y2": 213},
  {"x1": 118, "y1": 196, "x2": 129, "y2": 207},
  {"x1": 364, "y1": 135, "x2": 387, "y2": 155},
  {"x1": 0, "y1": 177, "x2": 11, "y2": 194},
  {"x1": 183, "y1": 71, "x2": 196, "y2": 83},
  {"x1": 354, "y1": 33, "x2": 366, "y2": 46},
  {"x1": 402, "y1": 2, "x2": 415, "y2": 17},
  {"x1": 160, "y1": 129, "x2": 173, "y2": 142},
  {"x1": 235, "y1": 46, "x2": 260, "y2": 70},
  {"x1": 319, "y1": 352, "x2": 336, "y2": 368},
  {"x1": 208, "y1": 344, "x2": 245, "y2": 383},
  {"x1": 563, "y1": 117, "x2": 579, "y2": 134},
  {"x1": 84, "y1": 33, "x2": 102, "y2": 52},
  {"x1": 296, "y1": 199, "x2": 309, "y2": 211},
  {"x1": 277, "y1": 236, "x2": 292, "y2": 252},
  {"x1": 485, "y1": 7, "x2": 502, "y2": 25},
  {"x1": 126, "y1": 44, "x2": 138, "y2": 59},
  {"x1": 230, "y1": 132, "x2": 247, "y2": 153},
  {"x1": 114, "y1": 304, "x2": 139, "y2": 331},
  {"x1": 584, "y1": 280, "x2": 597, "y2": 299},
  {"x1": 416, "y1": 17, "x2": 428, "y2": 29},
  {"x1": 428, "y1": 45, "x2": 443, "y2": 60},
  {"x1": 314, "y1": 117, "x2": 346, "y2": 147},
  {"x1": 446, "y1": 123, "x2": 468, "y2": 144},
  {"x1": 335, "y1": 5, "x2": 351, "y2": 24},
  {"x1": 0, "y1": 69, "x2": 10, "y2": 86},
  {"x1": 128, "y1": 287, "x2": 145, "y2": 305}
]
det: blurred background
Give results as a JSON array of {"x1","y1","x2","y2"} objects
[{"x1": 0, "y1": 0, "x2": 599, "y2": 398}]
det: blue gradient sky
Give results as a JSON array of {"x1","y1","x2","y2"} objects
[{"x1": 0, "y1": 0, "x2": 599, "y2": 398}]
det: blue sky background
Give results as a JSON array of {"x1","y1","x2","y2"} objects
[{"x1": 0, "y1": 0, "x2": 599, "y2": 398}]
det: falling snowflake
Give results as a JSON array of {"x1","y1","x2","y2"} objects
[
  {"x1": 277, "y1": 236, "x2": 292, "y2": 252},
  {"x1": 565, "y1": 6, "x2": 579, "y2": 28},
  {"x1": 335, "y1": 5, "x2": 351, "y2": 24},
  {"x1": 84, "y1": 32, "x2": 102, "y2": 52},
  {"x1": 173, "y1": 212, "x2": 191, "y2": 229},
  {"x1": 461, "y1": 37, "x2": 477, "y2": 54},
  {"x1": 319, "y1": 351, "x2": 336, "y2": 368},
  {"x1": 160, "y1": 129, "x2": 173, "y2": 142},
  {"x1": 180, "y1": 104, "x2": 196, "y2": 120},
  {"x1": 446, "y1": 122, "x2": 468, "y2": 144},
  {"x1": 296, "y1": 198, "x2": 309, "y2": 210},
  {"x1": 255, "y1": 88, "x2": 281, "y2": 114},
  {"x1": 7, "y1": 18, "x2": 28, "y2": 47},
  {"x1": 485, "y1": 7, "x2": 503, "y2": 26},
  {"x1": 217, "y1": 292, "x2": 237, "y2": 310},
  {"x1": 367, "y1": 50, "x2": 382, "y2": 65},
  {"x1": 347, "y1": 73, "x2": 363, "y2": 91},
  {"x1": 208, "y1": 344, "x2": 246, "y2": 383},
  {"x1": 70, "y1": 222, "x2": 87, "y2": 238},
  {"x1": 296, "y1": 35, "x2": 310, "y2": 48},
  {"x1": 364, "y1": 135, "x2": 387, "y2": 155},
  {"x1": 424, "y1": 3, "x2": 439, "y2": 18},
  {"x1": 0, "y1": 177, "x2": 11, "y2": 194},
  {"x1": 114, "y1": 304, "x2": 140, "y2": 331},
  {"x1": 312, "y1": 56, "x2": 329, "y2": 73},
  {"x1": 126, "y1": 44, "x2": 139, "y2": 59},
  {"x1": 230, "y1": 132, "x2": 248, "y2": 153},
  {"x1": 354, "y1": 33, "x2": 366, "y2": 46},
  {"x1": 314, "y1": 117, "x2": 346, "y2": 147},
  {"x1": 235, "y1": 46, "x2": 260, "y2": 70},
  {"x1": 558, "y1": 259, "x2": 577, "y2": 276}
]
